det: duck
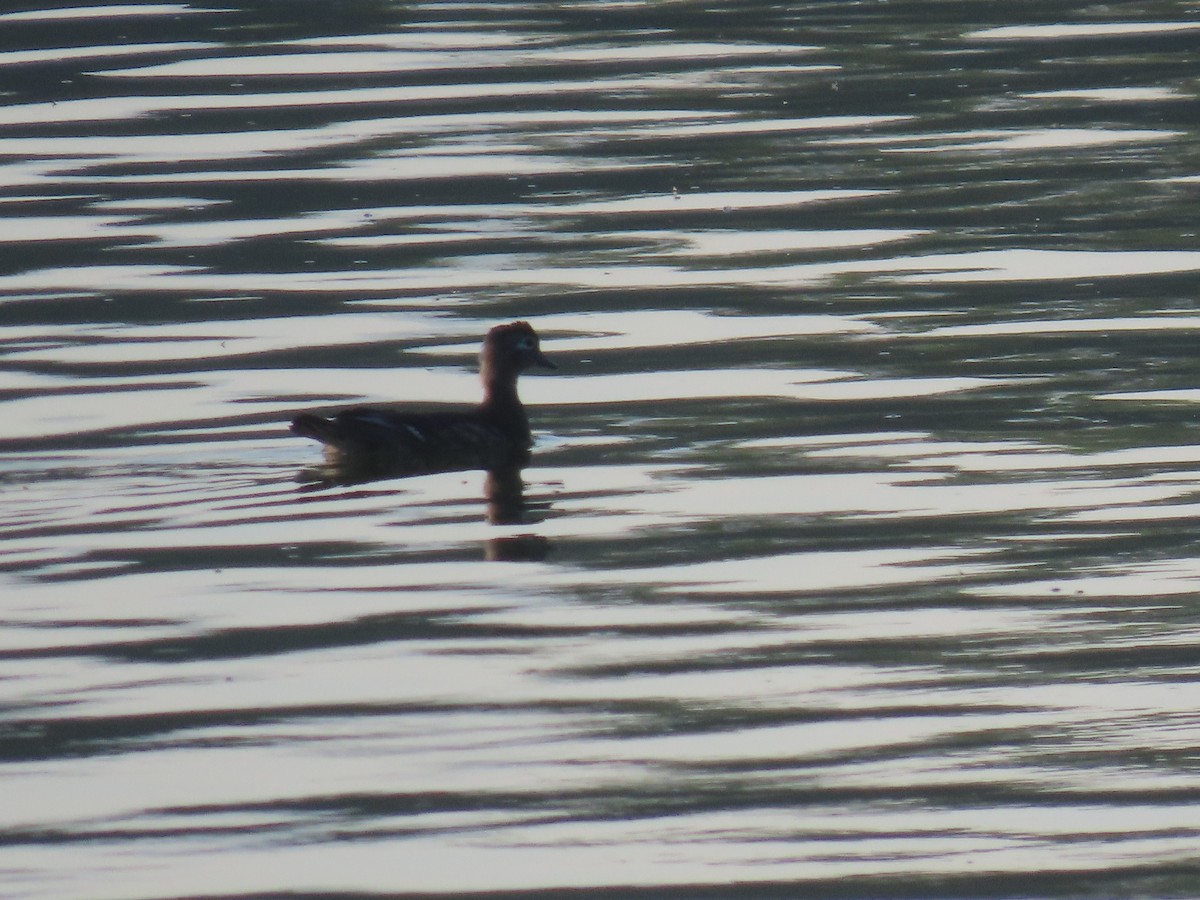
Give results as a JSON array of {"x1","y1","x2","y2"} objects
[{"x1": 291, "y1": 321, "x2": 555, "y2": 474}]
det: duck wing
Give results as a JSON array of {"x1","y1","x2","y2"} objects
[{"x1": 291, "y1": 406, "x2": 528, "y2": 469}]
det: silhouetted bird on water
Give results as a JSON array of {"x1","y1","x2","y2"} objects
[{"x1": 291, "y1": 321, "x2": 555, "y2": 476}]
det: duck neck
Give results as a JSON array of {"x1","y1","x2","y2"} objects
[
  {"x1": 481, "y1": 363, "x2": 524, "y2": 414},
  {"x1": 483, "y1": 375, "x2": 519, "y2": 407},
  {"x1": 481, "y1": 372, "x2": 529, "y2": 441}
]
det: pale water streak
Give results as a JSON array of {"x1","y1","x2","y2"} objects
[{"x1": 2, "y1": 3, "x2": 1200, "y2": 899}]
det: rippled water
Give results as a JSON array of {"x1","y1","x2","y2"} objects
[{"x1": 3, "y1": 3, "x2": 1200, "y2": 898}]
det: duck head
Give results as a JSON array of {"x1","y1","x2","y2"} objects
[{"x1": 482, "y1": 321, "x2": 555, "y2": 379}]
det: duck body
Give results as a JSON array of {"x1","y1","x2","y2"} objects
[
  {"x1": 291, "y1": 403, "x2": 533, "y2": 471},
  {"x1": 291, "y1": 321, "x2": 554, "y2": 475}
]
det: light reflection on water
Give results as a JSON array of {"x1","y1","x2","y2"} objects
[{"x1": 3, "y1": 2, "x2": 1200, "y2": 898}]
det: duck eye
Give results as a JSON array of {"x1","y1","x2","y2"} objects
[{"x1": 517, "y1": 336, "x2": 534, "y2": 349}]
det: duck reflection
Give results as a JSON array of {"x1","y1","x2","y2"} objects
[
  {"x1": 297, "y1": 457, "x2": 551, "y2": 561},
  {"x1": 483, "y1": 465, "x2": 551, "y2": 561},
  {"x1": 290, "y1": 321, "x2": 556, "y2": 561}
]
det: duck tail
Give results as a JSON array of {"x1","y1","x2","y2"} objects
[{"x1": 291, "y1": 413, "x2": 336, "y2": 444}]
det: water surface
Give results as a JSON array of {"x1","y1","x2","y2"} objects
[{"x1": 3, "y1": 3, "x2": 1200, "y2": 898}]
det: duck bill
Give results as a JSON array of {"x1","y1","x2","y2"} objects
[{"x1": 535, "y1": 351, "x2": 556, "y2": 369}]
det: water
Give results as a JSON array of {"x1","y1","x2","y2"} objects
[{"x1": 3, "y1": 2, "x2": 1200, "y2": 897}]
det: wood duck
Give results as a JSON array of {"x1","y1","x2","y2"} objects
[{"x1": 291, "y1": 321, "x2": 555, "y2": 474}]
